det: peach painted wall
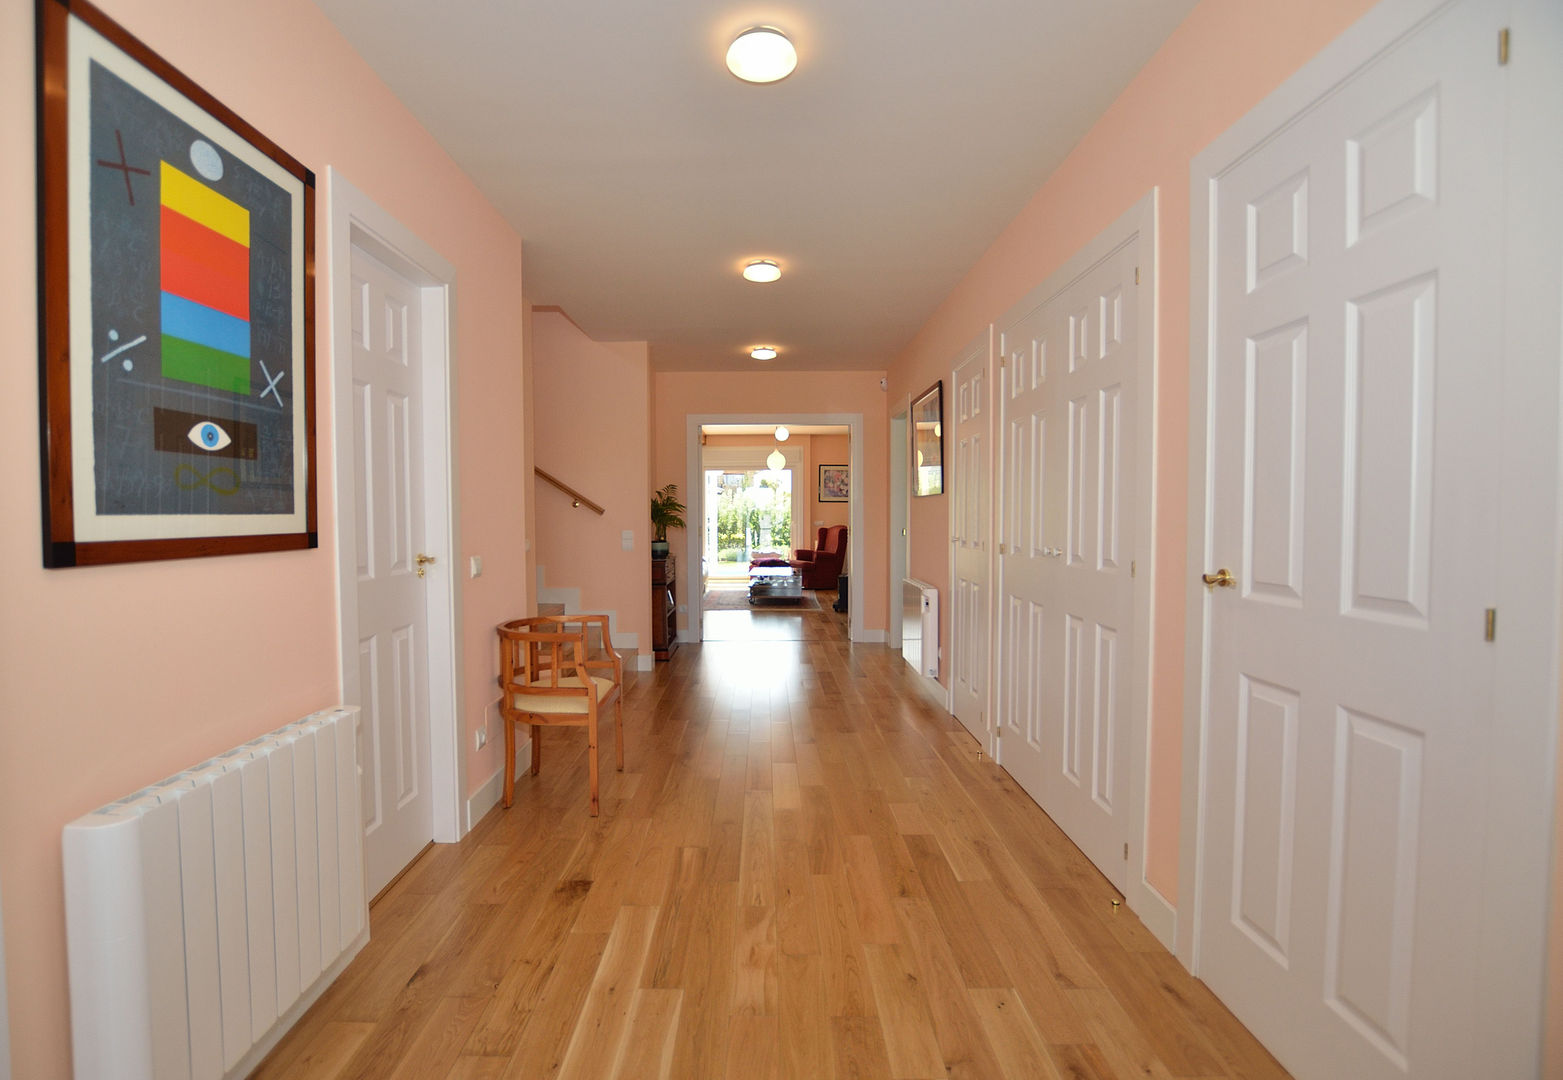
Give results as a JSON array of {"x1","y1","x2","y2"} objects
[
  {"x1": 532, "y1": 311, "x2": 652, "y2": 647},
  {"x1": 0, "y1": 0, "x2": 530, "y2": 1074},
  {"x1": 809, "y1": 435, "x2": 852, "y2": 535},
  {"x1": 654, "y1": 372, "x2": 887, "y2": 633},
  {"x1": 885, "y1": 0, "x2": 1380, "y2": 902}
]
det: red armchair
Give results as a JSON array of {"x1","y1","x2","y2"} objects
[{"x1": 790, "y1": 525, "x2": 847, "y2": 589}]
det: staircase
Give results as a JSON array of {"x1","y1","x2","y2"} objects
[{"x1": 535, "y1": 568, "x2": 647, "y2": 670}]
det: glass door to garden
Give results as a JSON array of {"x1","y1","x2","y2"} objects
[{"x1": 704, "y1": 467, "x2": 792, "y2": 580}]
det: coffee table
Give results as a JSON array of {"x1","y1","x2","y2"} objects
[{"x1": 748, "y1": 565, "x2": 803, "y2": 604}]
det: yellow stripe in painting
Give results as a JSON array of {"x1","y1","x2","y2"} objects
[{"x1": 160, "y1": 162, "x2": 250, "y2": 248}]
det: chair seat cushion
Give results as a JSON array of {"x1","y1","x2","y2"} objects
[{"x1": 511, "y1": 675, "x2": 615, "y2": 715}]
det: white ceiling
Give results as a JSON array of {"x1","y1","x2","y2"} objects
[{"x1": 313, "y1": 0, "x2": 1196, "y2": 372}]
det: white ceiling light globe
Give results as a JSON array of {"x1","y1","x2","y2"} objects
[
  {"x1": 750, "y1": 346, "x2": 778, "y2": 360},
  {"x1": 742, "y1": 260, "x2": 782, "y2": 283},
  {"x1": 767, "y1": 448, "x2": 786, "y2": 471},
  {"x1": 774, "y1": 426, "x2": 790, "y2": 441},
  {"x1": 726, "y1": 27, "x2": 797, "y2": 84}
]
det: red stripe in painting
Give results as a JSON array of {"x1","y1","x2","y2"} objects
[{"x1": 159, "y1": 206, "x2": 250, "y2": 320}]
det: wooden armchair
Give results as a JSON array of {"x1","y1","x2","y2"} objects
[{"x1": 496, "y1": 614, "x2": 624, "y2": 816}]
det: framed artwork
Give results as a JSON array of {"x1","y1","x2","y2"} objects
[
  {"x1": 818, "y1": 464, "x2": 849, "y2": 503},
  {"x1": 912, "y1": 380, "x2": 944, "y2": 497},
  {"x1": 37, "y1": 0, "x2": 317, "y2": 567}
]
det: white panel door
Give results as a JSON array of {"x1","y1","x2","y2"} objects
[
  {"x1": 351, "y1": 247, "x2": 434, "y2": 899},
  {"x1": 996, "y1": 239, "x2": 1139, "y2": 893},
  {"x1": 950, "y1": 331, "x2": 992, "y2": 745},
  {"x1": 1194, "y1": 4, "x2": 1509, "y2": 1076}
]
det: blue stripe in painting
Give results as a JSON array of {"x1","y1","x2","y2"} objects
[{"x1": 160, "y1": 291, "x2": 251, "y2": 358}]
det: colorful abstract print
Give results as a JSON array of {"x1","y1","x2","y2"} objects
[{"x1": 159, "y1": 161, "x2": 252, "y2": 394}]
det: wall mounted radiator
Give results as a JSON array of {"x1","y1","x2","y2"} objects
[
  {"x1": 63, "y1": 707, "x2": 367, "y2": 1080},
  {"x1": 901, "y1": 578, "x2": 940, "y2": 679}
]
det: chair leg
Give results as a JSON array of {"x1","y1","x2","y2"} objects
[
  {"x1": 502, "y1": 714, "x2": 515, "y2": 809},
  {"x1": 614, "y1": 692, "x2": 625, "y2": 772},
  {"x1": 587, "y1": 708, "x2": 600, "y2": 817},
  {"x1": 531, "y1": 724, "x2": 542, "y2": 776}
]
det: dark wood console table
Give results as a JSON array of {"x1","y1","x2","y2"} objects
[{"x1": 652, "y1": 555, "x2": 678, "y2": 661}]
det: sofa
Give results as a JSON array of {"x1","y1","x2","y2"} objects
[{"x1": 789, "y1": 525, "x2": 847, "y2": 589}]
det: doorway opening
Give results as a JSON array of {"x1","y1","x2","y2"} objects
[
  {"x1": 703, "y1": 466, "x2": 794, "y2": 580},
  {"x1": 696, "y1": 422, "x2": 851, "y2": 643}
]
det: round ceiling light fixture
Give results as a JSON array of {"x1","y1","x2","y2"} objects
[
  {"x1": 774, "y1": 425, "x2": 790, "y2": 442},
  {"x1": 749, "y1": 345, "x2": 778, "y2": 361},
  {"x1": 726, "y1": 27, "x2": 797, "y2": 84},
  {"x1": 742, "y1": 259, "x2": 782, "y2": 283},
  {"x1": 766, "y1": 448, "x2": 786, "y2": 471}
]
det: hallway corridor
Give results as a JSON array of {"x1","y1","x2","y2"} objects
[{"x1": 253, "y1": 612, "x2": 1289, "y2": 1079}]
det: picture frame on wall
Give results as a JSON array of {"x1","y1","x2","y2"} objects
[
  {"x1": 818, "y1": 464, "x2": 849, "y2": 503},
  {"x1": 911, "y1": 380, "x2": 944, "y2": 497},
  {"x1": 37, "y1": 0, "x2": 317, "y2": 567}
]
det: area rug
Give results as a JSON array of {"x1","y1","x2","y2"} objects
[{"x1": 703, "y1": 584, "x2": 822, "y2": 611}]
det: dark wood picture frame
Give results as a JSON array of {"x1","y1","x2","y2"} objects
[
  {"x1": 911, "y1": 380, "x2": 944, "y2": 497},
  {"x1": 37, "y1": 0, "x2": 316, "y2": 567},
  {"x1": 818, "y1": 464, "x2": 849, "y2": 503}
]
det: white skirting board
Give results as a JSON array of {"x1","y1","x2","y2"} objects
[{"x1": 465, "y1": 737, "x2": 534, "y2": 830}]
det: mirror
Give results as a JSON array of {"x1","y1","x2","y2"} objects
[{"x1": 911, "y1": 380, "x2": 944, "y2": 497}]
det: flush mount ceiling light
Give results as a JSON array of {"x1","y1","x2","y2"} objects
[
  {"x1": 742, "y1": 259, "x2": 782, "y2": 283},
  {"x1": 774, "y1": 425, "x2": 790, "y2": 442},
  {"x1": 766, "y1": 448, "x2": 786, "y2": 471},
  {"x1": 726, "y1": 26, "x2": 797, "y2": 84},
  {"x1": 749, "y1": 345, "x2": 778, "y2": 360}
]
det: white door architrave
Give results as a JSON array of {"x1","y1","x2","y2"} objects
[{"x1": 327, "y1": 168, "x2": 466, "y2": 869}]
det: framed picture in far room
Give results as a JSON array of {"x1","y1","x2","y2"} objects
[
  {"x1": 911, "y1": 379, "x2": 944, "y2": 496},
  {"x1": 818, "y1": 464, "x2": 849, "y2": 503},
  {"x1": 36, "y1": 0, "x2": 317, "y2": 567}
]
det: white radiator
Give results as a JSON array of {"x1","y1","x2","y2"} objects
[
  {"x1": 63, "y1": 707, "x2": 367, "y2": 1080},
  {"x1": 901, "y1": 578, "x2": 939, "y2": 679}
]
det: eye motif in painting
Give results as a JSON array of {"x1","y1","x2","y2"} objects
[{"x1": 187, "y1": 420, "x2": 233, "y2": 452}]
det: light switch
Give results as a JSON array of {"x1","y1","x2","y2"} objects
[
  {"x1": 469, "y1": 555, "x2": 483, "y2": 578},
  {"x1": 621, "y1": 530, "x2": 635, "y2": 551}
]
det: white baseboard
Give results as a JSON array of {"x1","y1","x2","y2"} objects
[
  {"x1": 223, "y1": 927, "x2": 368, "y2": 1080},
  {"x1": 635, "y1": 653, "x2": 655, "y2": 671},
  {"x1": 465, "y1": 737, "x2": 533, "y2": 829},
  {"x1": 1131, "y1": 878, "x2": 1178, "y2": 953},
  {"x1": 856, "y1": 628, "x2": 886, "y2": 643}
]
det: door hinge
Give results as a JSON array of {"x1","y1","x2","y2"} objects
[
  {"x1": 998, "y1": 542, "x2": 1007, "y2": 555},
  {"x1": 1123, "y1": 843, "x2": 1129, "y2": 860},
  {"x1": 1498, "y1": 27, "x2": 1509, "y2": 65},
  {"x1": 1134, "y1": 266, "x2": 1141, "y2": 285},
  {"x1": 1130, "y1": 559, "x2": 1136, "y2": 578},
  {"x1": 1485, "y1": 608, "x2": 1497, "y2": 642}
]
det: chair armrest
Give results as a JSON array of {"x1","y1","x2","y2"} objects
[{"x1": 793, "y1": 549, "x2": 816, "y2": 562}]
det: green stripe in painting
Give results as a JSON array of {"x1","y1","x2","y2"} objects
[{"x1": 161, "y1": 335, "x2": 251, "y2": 394}]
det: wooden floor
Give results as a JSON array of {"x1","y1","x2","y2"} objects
[{"x1": 254, "y1": 591, "x2": 1290, "y2": 1080}]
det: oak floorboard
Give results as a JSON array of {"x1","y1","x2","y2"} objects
[{"x1": 253, "y1": 600, "x2": 1289, "y2": 1079}]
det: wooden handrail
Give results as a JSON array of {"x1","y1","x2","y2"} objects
[{"x1": 534, "y1": 467, "x2": 605, "y2": 515}]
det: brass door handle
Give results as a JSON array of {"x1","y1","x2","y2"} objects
[
  {"x1": 416, "y1": 553, "x2": 437, "y2": 578},
  {"x1": 1201, "y1": 568, "x2": 1235, "y2": 590}
]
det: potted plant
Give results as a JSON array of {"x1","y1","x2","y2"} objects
[{"x1": 649, "y1": 483, "x2": 686, "y2": 559}]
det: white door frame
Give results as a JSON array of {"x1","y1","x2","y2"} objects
[
  {"x1": 988, "y1": 190, "x2": 1165, "y2": 938},
  {"x1": 686, "y1": 413, "x2": 867, "y2": 643},
  {"x1": 327, "y1": 168, "x2": 466, "y2": 845},
  {"x1": 699, "y1": 443, "x2": 809, "y2": 567},
  {"x1": 1179, "y1": 3, "x2": 1561, "y2": 1073}
]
